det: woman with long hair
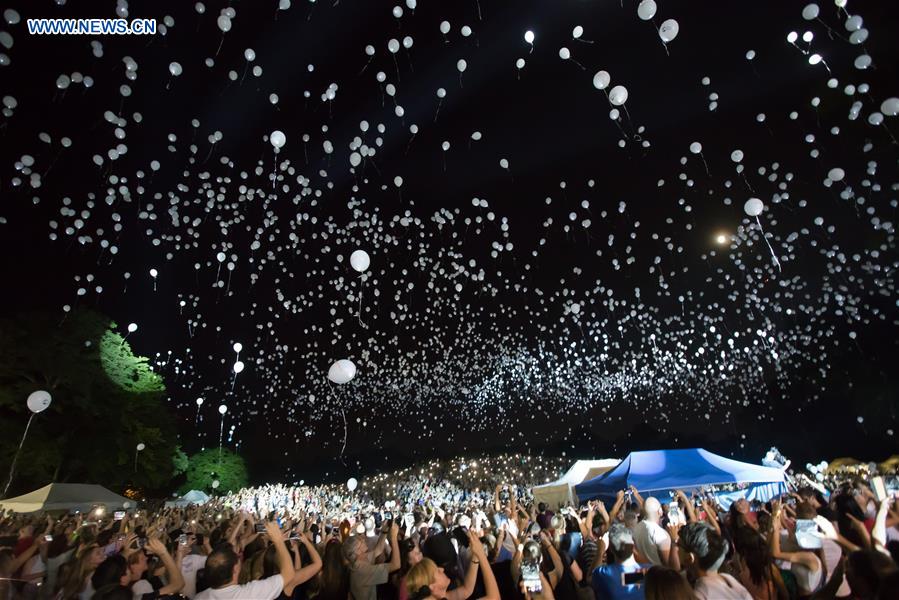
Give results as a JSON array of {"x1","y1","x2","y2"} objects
[
  {"x1": 405, "y1": 531, "x2": 499, "y2": 600},
  {"x1": 312, "y1": 539, "x2": 349, "y2": 600},
  {"x1": 55, "y1": 543, "x2": 105, "y2": 600},
  {"x1": 732, "y1": 528, "x2": 788, "y2": 600},
  {"x1": 644, "y1": 566, "x2": 693, "y2": 600},
  {"x1": 770, "y1": 504, "x2": 825, "y2": 599}
]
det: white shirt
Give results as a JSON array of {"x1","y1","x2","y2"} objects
[
  {"x1": 821, "y1": 539, "x2": 851, "y2": 597},
  {"x1": 632, "y1": 520, "x2": 670, "y2": 566},
  {"x1": 180, "y1": 554, "x2": 209, "y2": 598},
  {"x1": 195, "y1": 574, "x2": 284, "y2": 600},
  {"x1": 132, "y1": 579, "x2": 154, "y2": 600}
]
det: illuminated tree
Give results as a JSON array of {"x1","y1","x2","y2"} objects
[
  {"x1": 0, "y1": 309, "x2": 178, "y2": 495},
  {"x1": 179, "y1": 447, "x2": 248, "y2": 495}
]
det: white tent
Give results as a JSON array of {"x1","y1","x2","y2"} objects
[
  {"x1": 532, "y1": 459, "x2": 619, "y2": 508},
  {"x1": 165, "y1": 489, "x2": 210, "y2": 507},
  {"x1": 0, "y1": 483, "x2": 131, "y2": 513}
]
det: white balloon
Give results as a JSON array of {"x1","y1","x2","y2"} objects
[
  {"x1": 347, "y1": 477, "x2": 358, "y2": 491},
  {"x1": 744, "y1": 198, "x2": 764, "y2": 217},
  {"x1": 853, "y1": 54, "x2": 871, "y2": 70},
  {"x1": 524, "y1": 30, "x2": 534, "y2": 44},
  {"x1": 731, "y1": 149, "x2": 744, "y2": 163},
  {"x1": 456, "y1": 59, "x2": 467, "y2": 73},
  {"x1": 659, "y1": 19, "x2": 679, "y2": 42},
  {"x1": 868, "y1": 112, "x2": 883, "y2": 126},
  {"x1": 881, "y1": 97, "x2": 899, "y2": 117},
  {"x1": 196, "y1": 397, "x2": 204, "y2": 406},
  {"x1": 592, "y1": 70, "x2": 611, "y2": 90},
  {"x1": 211, "y1": 479, "x2": 220, "y2": 489},
  {"x1": 233, "y1": 342, "x2": 243, "y2": 353},
  {"x1": 388, "y1": 39, "x2": 399, "y2": 53},
  {"x1": 216, "y1": 15, "x2": 231, "y2": 32},
  {"x1": 844, "y1": 15, "x2": 862, "y2": 31},
  {"x1": 849, "y1": 28, "x2": 868, "y2": 45},
  {"x1": 136, "y1": 443, "x2": 145, "y2": 451},
  {"x1": 637, "y1": 0, "x2": 657, "y2": 20},
  {"x1": 168, "y1": 62, "x2": 182, "y2": 76},
  {"x1": 350, "y1": 249, "x2": 370, "y2": 272},
  {"x1": 572, "y1": 26, "x2": 583, "y2": 39},
  {"x1": 608, "y1": 85, "x2": 628, "y2": 106},
  {"x1": 218, "y1": 404, "x2": 228, "y2": 415},
  {"x1": 689, "y1": 142, "x2": 702, "y2": 154},
  {"x1": 808, "y1": 53, "x2": 823, "y2": 65},
  {"x1": 828, "y1": 167, "x2": 845, "y2": 181},
  {"x1": 270, "y1": 130, "x2": 286, "y2": 149},
  {"x1": 328, "y1": 359, "x2": 357, "y2": 385},
  {"x1": 26, "y1": 390, "x2": 52, "y2": 414},
  {"x1": 233, "y1": 360, "x2": 244, "y2": 374},
  {"x1": 559, "y1": 47, "x2": 570, "y2": 60},
  {"x1": 801, "y1": 3, "x2": 819, "y2": 20},
  {"x1": 127, "y1": 323, "x2": 138, "y2": 333},
  {"x1": 439, "y1": 21, "x2": 450, "y2": 35}
]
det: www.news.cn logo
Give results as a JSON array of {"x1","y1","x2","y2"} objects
[{"x1": 26, "y1": 18, "x2": 157, "y2": 35}]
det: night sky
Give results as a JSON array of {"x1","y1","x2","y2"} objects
[{"x1": 1, "y1": 0, "x2": 897, "y2": 486}]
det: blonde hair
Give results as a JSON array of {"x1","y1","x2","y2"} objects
[{"x1": 405, "y1": 557, "x2": 438, "y2": 597}]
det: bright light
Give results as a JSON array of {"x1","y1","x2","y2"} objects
[
  {"x1": 524, "y1": 30, "x2": 534, "y2": 44},
  {"x1": 716, "y1": 234, "x2": 728, "y2": 245}
]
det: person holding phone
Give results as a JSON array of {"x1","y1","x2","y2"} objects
[
  {"x1": 591, "y1": 523, "x2": 651, "y2": 600},
  {"x1": 405, "y1": 530, "x2": 499, "y2": 600}
]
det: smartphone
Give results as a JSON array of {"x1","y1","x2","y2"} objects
[
  {"x1": 622, "y1": 571, "x2": 645, "y2": 585},
  {"x1": 872, "y1": 477, "x2": 887, "y2": 502},
  {"x1": 136, "y1": 537, "x2": 147, "y2": 549},
  {"x1": 795, "y1": 519, "x2": 823, "y2": 549},
  {"x1": 667, "y1": 505, "x2": 682, "y2": 526},
  {"x1": 44, "y1": 534, "x2": 53, "y2": 542},
  {"x1": 114, "y1": 511, "x2": 125, "y2": 521},
  {"x1": 521, "y1": 562, "x2": 542, "y2": 593},
  {"x1": 255, "y1": 523, "x2": 266, "y2": 534},
  {"x1": 178, "y1": 534, "x2": 188, "y2": 546}
]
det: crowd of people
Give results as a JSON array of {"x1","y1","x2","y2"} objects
[{"x1": 1, "y1": 457, "x2": 898, "y2": 600}]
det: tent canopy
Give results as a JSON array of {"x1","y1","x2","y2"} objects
[
  {"x1": 0, "y1": 483, "x2": 131, "y2": 513},
  {"x1": 575, "y1": 448, "x2": 786, "y2": 502},
  {"x1": 165, "y1": 489, "x2": 210, "y2": 507},
  {"x1": 532, "y1": 459, "x2": 619, "y2": 507}
]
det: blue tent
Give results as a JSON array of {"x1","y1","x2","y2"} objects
[{"x1": 574, "y1": 448, "x2": 786, "y2": 502}]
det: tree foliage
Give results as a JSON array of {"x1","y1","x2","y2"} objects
[
  {"x1": 179, "y1": 447, "x2": 248, "y2": 495},
  {"x1": 0, "y1": 309, "x2": 179, "y2": 496}
]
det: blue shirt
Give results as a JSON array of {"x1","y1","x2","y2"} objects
[{"x1": 591, "y1": 561, "x2": 650, "y2": 600}]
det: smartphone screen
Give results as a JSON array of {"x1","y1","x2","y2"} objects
[
  {"x1": 521, "y1": 562, "x2": 542, "y2": 593},
  {"x1": 872, "y1": 477, "x2": 887, "y2": 502},
  {"x1": 667, "y1": 505, "x2": 681, "y2": 526},
  {"x1": 622, "y1": 571, "x2": 645, "y2": 585},
  {"x1": 114, "y1": 511, "x2": 125, "y2": 521}
]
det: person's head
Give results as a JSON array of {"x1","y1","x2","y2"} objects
[
  {"x1": 679, "y1": 522, "x2": 728, "y2": 573},
  {"x1": 797, "y1": 487, "x2": 822, "y2": 509},
  {"x1": 734, "y1": 528, "x2": 773, "y2": 586},
  {"x1": 342, "y1": 534, "x2": 368, "y2": 567},
  {"x1": 126, "y1": 549, "x2": 148, "y2": 582},
  {"x1": 400, "y1": 538, "x2": 423, "y2": 576},
  {"x1": 406, "y1": 557, "x2": 451, "y2": 600},
  {"x1": 608, "y1": 523, "x2": 635, "y2": 563},
  {"x1": 18, "y1": 524, "x2": 34, "y2": 539},
  {"x1": 846, "y1": 550, "x2": 897, "y2": 599},
  {"x1": 87, "y1": 544, "x2": 106, "y2": 568},
  {"x1": 263, "y1": 542, "x2": 296, "y2": 579},
  {"x1": 320, "y1": 539, "x2": 348, "y2": 593},
  {"x1": 91, "y1": 585, "x2": 133, "y2": 600},
  {"x1": 795, "y1": 501, "x2": 817, "y2": 520},
  {"x1": 643, "y1": 497, "x2": 662, "y2": 523},
  {"x1": 537, "y1": 502, "x2": 547, "y2": 513},
  {"x1": 731, "y1": 498, "x2": 750, "y2": 516},
  {"x1": 92, "y1": 555, "x2": 129, "y2": 590},
  {"x1": 644, "y1": 566, "x2": 693, "y2": 600},
  {"x1": 205, "y1": 544, "x2": 241, "y2": 589}
]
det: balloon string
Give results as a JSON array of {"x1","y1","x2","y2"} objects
[
  {"x1": 357, "y1": 276, "x2": 367, "y2": 328},
  {"x1": 756, "y1": 215, "x2": 782, "y2": 272},
  {"x1": 2, "y1": 413, "x2": 35, "y2": 498}
]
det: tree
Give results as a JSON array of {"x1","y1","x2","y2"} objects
[
  {"x1": 0, "y1": 309, "x2": 179, "y2": 496},
  {"x1": 179, "y1": 447, "x2": 248, "y2": 495}
]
